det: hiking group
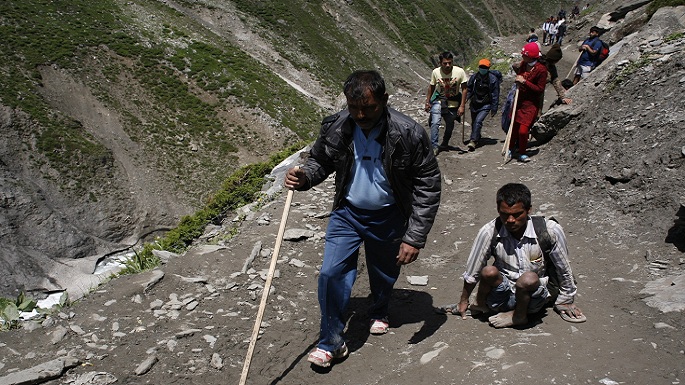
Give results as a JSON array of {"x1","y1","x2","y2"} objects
[
  {"x1": 282, "y1": 23, "x2": 611, "y2": 368},
  {"x1": 426, "y1": 42, "x2": 548, "y2": 163},
  {"x1": 428, "y1": 23, "x2": 608, "y2": 162},
  {"x1": 527, "y1": 7, "x2": 610, "y2": 86}
]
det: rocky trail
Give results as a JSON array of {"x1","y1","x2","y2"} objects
[{"x1": 1, "y1": 84, "x2": 683, "y2": 385}]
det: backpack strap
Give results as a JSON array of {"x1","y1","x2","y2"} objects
[
  {"x1": 489, "y1": 217, "x2": 503, "y2": 256},
  {"x1": 531, "y1": 216, "x2": 553, "y2": 262},
  {"x1": 490, "y1": 216, "x2": 556, "y2": 259},
  {"x1": 533, "y1": 216, "x2": 568, "y2": 286}
]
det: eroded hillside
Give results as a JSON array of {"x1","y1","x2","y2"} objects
[{"x1": 0, "y1": 0, "x2": 559, "y2": 297}]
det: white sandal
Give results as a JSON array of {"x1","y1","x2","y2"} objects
[
  {"x1": 307, "y1": 343, "x2": 348, "y2": 367},
  {"x1": 369, "y1": 319, "x2": 389, "y2": 335}
]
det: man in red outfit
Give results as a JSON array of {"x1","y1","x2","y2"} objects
[{"x1": 510, "y1": 42, "x2": 547, "y2": 162}]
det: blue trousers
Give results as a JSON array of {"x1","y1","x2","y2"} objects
[
  {"x1": 429, "y1": 102, "x2": 458, "y2": 148},
  {"x1": 317, "y1": 203, "x2": 406, "y2": 351},
  {"x1": 469, "y1": 106, "x2": 491, "y2": 142}
]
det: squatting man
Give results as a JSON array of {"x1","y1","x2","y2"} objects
[{"x1": 439, "y1": 183, "x2": 586, "y2": 328}]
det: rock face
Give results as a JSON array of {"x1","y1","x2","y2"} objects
[
  {"x1": 0, "y1": 104, "x2": 185, "y2": 298},
  {"x1": 549, "y1": 5, "x2": 685, "y2": 239}
]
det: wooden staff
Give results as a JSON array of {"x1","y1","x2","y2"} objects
[
  {"x1": 239, "y1": 187, "x2": 295, "y2": 385},
  {"x1": 566, "y1": 52, "x2": 582, "y2": 80},
  {"x1": 502, "y1": 87, "x2": 519, "y2": 164}
]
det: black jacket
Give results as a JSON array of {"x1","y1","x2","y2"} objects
[
  {"x1": 298, "y1": 107, "x2": 441, "y2": 248},
  {"x1": 466, "y1": 70, "x2": 502, "y2": 113}
]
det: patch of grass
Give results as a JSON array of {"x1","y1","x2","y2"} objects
[
  {"x1": 467, "y1": 47, "x2": 512, "y2": 74},
  {"x1": 119, "y1": 248, "x2": 162, "y2": 275},
  {"x1": 118, "y1": 142, "x2": 305, "y2": 275},
  {"x1": 606, "y1": 55, "x2": 656, "y2": 92},
  {"x1": 665, "y1": 31, "x2": 685, "y2": 42}
]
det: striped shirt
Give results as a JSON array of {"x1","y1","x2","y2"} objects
[{"x1": 462, "y1": 217, "x2": 577, "y2": 305}]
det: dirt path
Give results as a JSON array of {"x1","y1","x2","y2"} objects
[
  {"x1": 243, "y1": 105, "x2": 683, "y2": 385},
  {"x1": 216, "y1": 108, "x2": 684, "y2": 385},
  {"x1": 4, "y1": 97, "x2": 681, "y2": 385}
]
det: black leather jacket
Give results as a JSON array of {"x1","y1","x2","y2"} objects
[{"x1": 297, "y1": 107, "x2": 441, "y2": 249}]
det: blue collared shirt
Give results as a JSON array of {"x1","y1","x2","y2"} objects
[{"x1": 344, "y1": 124, "x2": 395, "y2": 210}]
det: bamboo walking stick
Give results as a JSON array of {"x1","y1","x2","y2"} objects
[
  {"x1": 239, "y1": 187, "x2": 295, "y2": 385},
  {"x1": 502, "y1": 87, "x2": 519, "y2": 164},
  {"x1": 566, "y1": 52, "x2": 582, "y2": 80}
]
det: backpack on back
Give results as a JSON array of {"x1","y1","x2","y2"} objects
[
  {"x1": 595, "y1": 40, "x2": 610, "y2": 66},
  {"x1": 500, "y1": 84, "x2": 516, "y2": 133},
  {"x1": 490, "y1": 69, "x2": 503, "y2": 87}
]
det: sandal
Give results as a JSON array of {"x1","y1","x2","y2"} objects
[
  {"x1": 369, "y1": 318, "x2": 389, "y2": 335},
  {"x1": 434, "y1": 303, "x2": 460, "y2": 315},
  {"x1": 307, "y1": 343, "x2": 348, "y2": 368},
  {"x1": 435, "y1": 303, "x2": 491, "y2": 316},
  {"x1": 554, "y1": 304, "x2": 587, "y2": 323}
]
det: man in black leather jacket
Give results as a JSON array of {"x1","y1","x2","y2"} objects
[{"x1": 285, "y1": 70, "x2": 441, "y2": 368}]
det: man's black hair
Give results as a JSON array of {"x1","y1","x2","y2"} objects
[
  {"x1": 439, "y1": 51, "x2": 454, "y2": 61},
  {"x1": 343, "y1": 70, "x2": 386, "y2": 102},
  {"x1": 496, "y1": 183, "x2": 532, "y2": 209},
  {"x1": 590, "y1": 26, "x2": 601, "y2": 34}
]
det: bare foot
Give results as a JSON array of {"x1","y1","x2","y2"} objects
[{"x1": 488, "y1": 311, "x2": 527, "y2": 328}]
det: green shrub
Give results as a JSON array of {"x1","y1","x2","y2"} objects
[
  {"x1": 118, "y1": 142, "x2": 305, "y2": 275},
  {"x1": 607, "y1": 55, "x2": 656, "y2": 92},
  {"x1": 665, "y1": 32, "x2": 684, "y2": 42}
]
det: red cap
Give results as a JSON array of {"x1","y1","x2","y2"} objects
[
  {"x1": 478, "y1": 58, "x2": 491, "y2": 67},
  {"x1": 521, "y1": 42, "x2": 541, "y2": 58}
]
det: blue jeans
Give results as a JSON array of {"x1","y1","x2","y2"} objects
[
  {"x1": 429, "y1": 102, "x2": 458, "y2": 148},
  {"x1": 317, "y1": 203, "x2": 405, "y2": 352},
  {"x1": 469, "y1": 106, "x2": 491, "y2": 142}
]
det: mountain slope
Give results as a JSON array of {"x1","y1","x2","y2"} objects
[{"x1": 0, "y1": 0, "x2": 559, "y2": 296}]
